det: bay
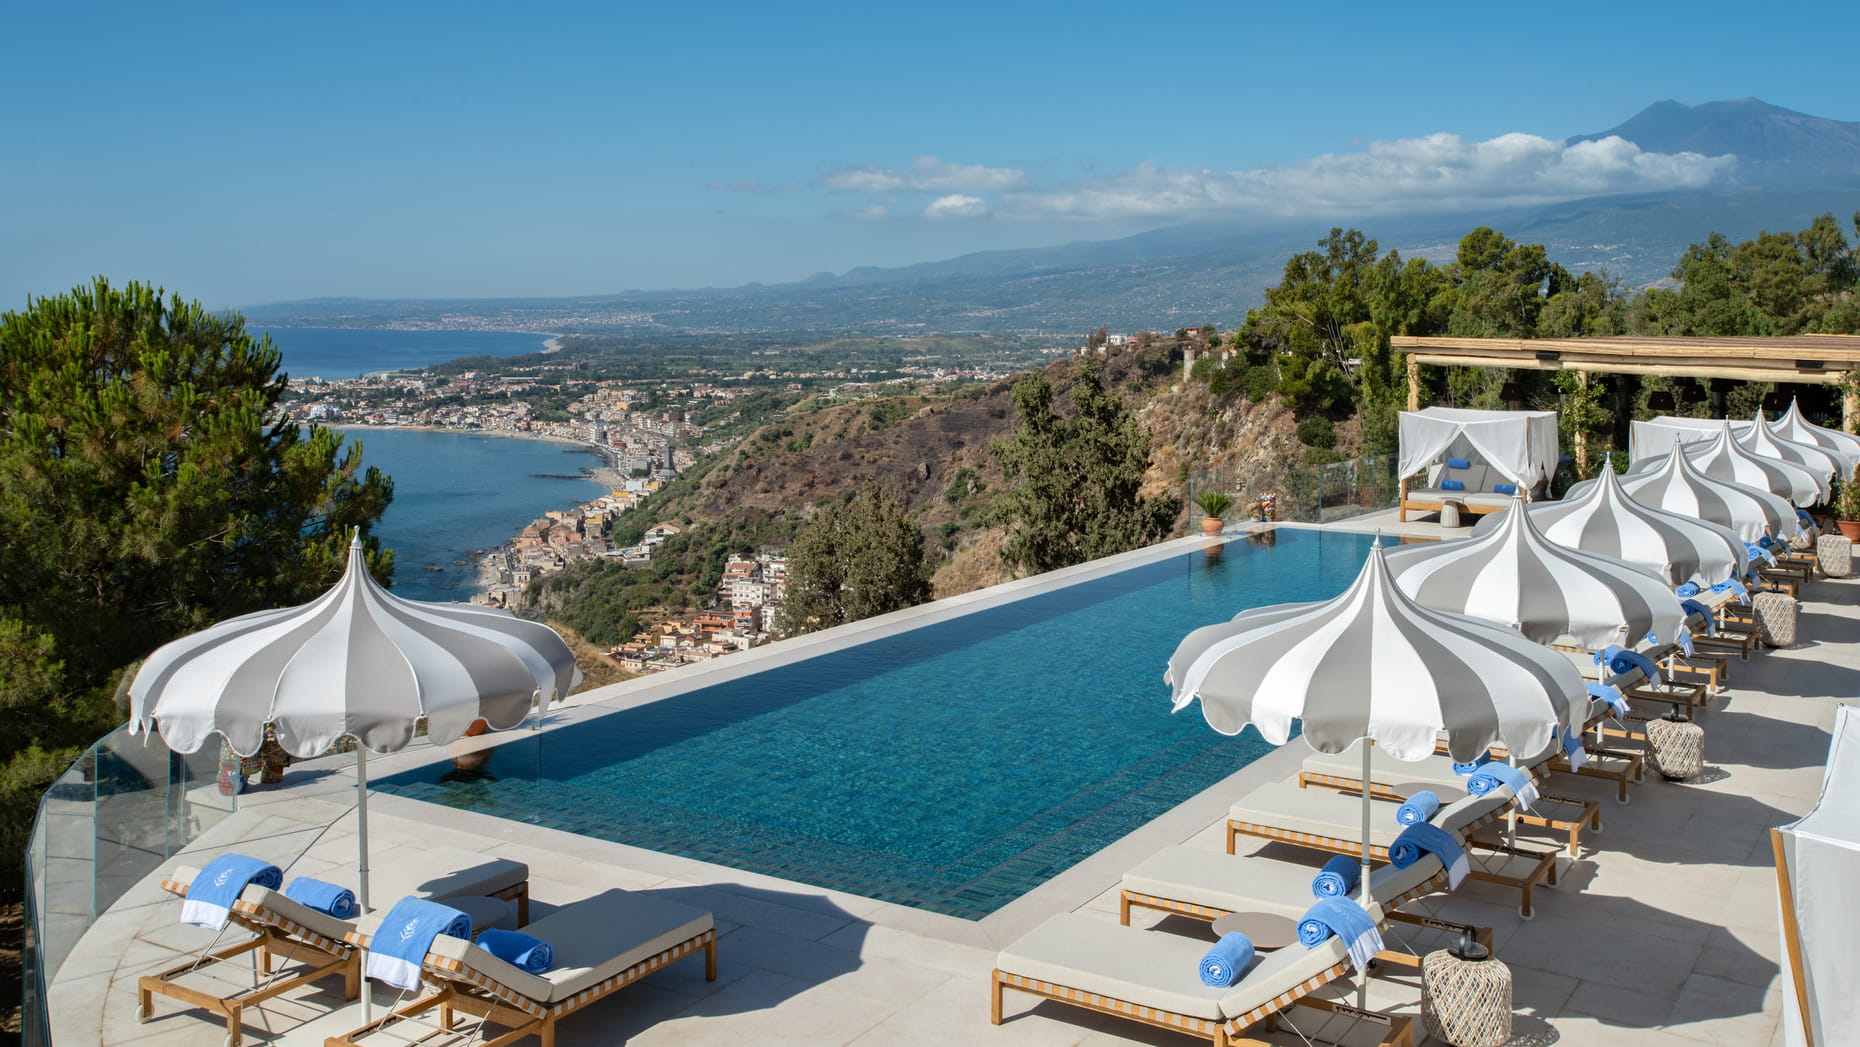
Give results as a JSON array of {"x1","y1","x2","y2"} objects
[
  {"x1": 259, "y1": 327, "x2": 555, "y2": 379},
  {"x1": 334, "y1": 428, "x2": 606, "y2": 602}
]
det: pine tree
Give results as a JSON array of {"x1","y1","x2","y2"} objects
[
  {"x1": 993, "y1": 362, "x2": 1178, "y2": 575},
  {"x1": 777, "y1": 481, "x2": 930, "y2": 636}
]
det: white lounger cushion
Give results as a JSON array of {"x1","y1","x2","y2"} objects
[
  {"x1": 1230, "y1": 783, "x2": 1509, "y2": 845},
  {"x1": 1123, "y1": 848, "x2": 1444, "y2": 916},
  {"x1": 998, "y1": 911, "x2": 1373, "y2": 1022},
  {"x1": 426, "y1": 889, "x2": 711, "y2": 1003}
]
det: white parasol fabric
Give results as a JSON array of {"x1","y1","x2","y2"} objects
[
  {"x1": 1689, "y1": 425, "x2": 1827, "y2": 506},
  {"x1": 1773, "y1": 400, "x2": 1860, "y2": 480},
  {"x1": 1742, "y1": 412, "x2": 1842, "y2": 488},
  {"x1": 1775, "y1": 704, "x2": 1860, "y2": 1047},
  {"x1": 1569, "y1": 449, "x2": 1802, "y2": 542},
  {"x1": 129, "y1": 534, "x2": 581, "y2": 910},
  {"x1": 1385, "y1": 496, "x2": 1686, "y2": 650},
  {"x1": 1473, "y1": 464, "x2": 1748, "y2": 588}
]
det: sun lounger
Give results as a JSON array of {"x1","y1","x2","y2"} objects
[
  {"x1": 327, "y1": 889, "x2": 716, "y2": 1047},
  {"x1": 1226, "y1": 782, "x2": 1556, "y2": 917},
  {"x1": 993, "y1": 903, "x2": 1413, "y2": 1046},
  {"x1": 1297, "y1": 742, "x2": 1601, "y2": 856},
  {"x1": 138, "y1": 847, "x2": 529, "y2": 1046}
]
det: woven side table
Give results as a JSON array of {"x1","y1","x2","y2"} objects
[
  {"x1": 1421, "y1": 939, "x2": 1511, "y2": 1047},
  {"x1": 1753, "y1": 591, "x2": 1799, "y2": 648},
  {"x1": 1818, "y1": 534, "x2": 1852, "y2": 578},
  {"x1": 1646, "y1": 714, "x2": 1704, "y2": 780}
]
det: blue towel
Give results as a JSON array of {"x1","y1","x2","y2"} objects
[
  {"x1": 1798, "y1": 508, "x2": 1815, "y2": 524},
  {"x1": 1746, "y1": 542, "x2": 1776, "y2": 566},
  {"x1": 364, "y1": 897, "x2": 472, "y2": 991},
  {"x1": 1587, "y1": 681, "x2": 1630, "y2": 717},
  {"x1": 1389, "y1": 823, "x2": 1471, "y2": 888},
  {"x1": 1712, "y1": 577, "x2": 1750, "y2": 602},
  {"x1": 1466, "y1": 762, "x2": 1538, "y2": 810},
  {"x1": 1451, "y1": 751, "x2": 1493, "y2": 776},
  {"x1": 1296, "y1": 898, "x2": 1382, "y2": 971},
  {"x1": 1680, "y1": 599, "x2": 1716, "y2": 636},
  {"x1": 1759, "y1": 535, "x2": 1778, "y2": 550},
  {"x1": 1441, "y1": 479, "x2": 1465, "y2": 491},
  {"x1": 182, "y1": 854, "x2": 283, "y2": 930},
  {"x1": 1446, "y1": 457, "x2": 1471, "y2": 469},
  {"x1": 283, "y1": 877, "x2": 356, "y2": 920},
  {"x1": 1198, "y1": 931, "x2": 1255, "y2": 987},
  {"x1": 1595, "y1": 644, "x2": 1660, "y2": 686},
  {"x1": 1311, "y1": 855, "x2": 1360, "y2": 898},
  {"x1": 1675, "y1": 581, "x2": 1700, "y2": 598},
  {"x1": 1395, "y1": 790, "x2": 1440, "y2": 826},
  {"x1": 1493, "y1": 483, "x2": 1518, "y2": 495},
  {"x1": 476, "y1": 929, "x2": 554, "y2": 973},
  {"x1": 1561, "y1": 726, "x2": 1589, "y2": 771}
]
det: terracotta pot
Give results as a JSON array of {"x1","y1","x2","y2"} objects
[
  {"x1": 1201, "y1": 516, "x2": 1225, "y2": 536},
  {"x1": 1838, "y1": 519, "x2": 1860, "y2": 542}
]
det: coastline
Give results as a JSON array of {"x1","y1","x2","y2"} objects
[{"x1": 331, "y1": 423, "x2": 628, "y2": 490}]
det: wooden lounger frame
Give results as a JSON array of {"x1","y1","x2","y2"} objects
[
  {"x1": 327, "y1": 925, "x2": 717, "y2": 1047},
  {"x1": 1225, "y1": 800, "x2": 1557, "y2": 918},
  {"x1": 1296, "y1": 769, "x2": 1601, "y2": 858},
  {"x1": 992, "y1": 958, "x2": 1413, "y2": 1047},
  {"x1": 139, "y1": 881, "x2": 359, "y2": 1047}
]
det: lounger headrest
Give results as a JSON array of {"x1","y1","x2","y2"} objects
[{"x1": 1435, "y1": 789, "x2": 1510, "y2": 835}]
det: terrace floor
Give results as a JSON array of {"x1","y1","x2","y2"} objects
[{"x1": 47, "y1": 524, "x2": 1849, "y2": 1047}]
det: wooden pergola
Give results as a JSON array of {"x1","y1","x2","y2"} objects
[{"x1": 1392, "y1": 334, "x2": 1860, "y2": 426}]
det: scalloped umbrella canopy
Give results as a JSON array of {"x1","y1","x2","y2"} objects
[
  {"x1": 1682, "y1": 424, "x2": 1826, "y2": 506},
  {"x1": 128, "y1": 534, "x2": 581, "y2": 911},
  {"x1": 1574, "y1": 448, "x2": 1801, "y2": 542},
  {"x1": 1384, "y1": 496, "x2": 1685, "y2": 649},
  {"x1": 1742, "y1": 411, "x2": 1841, "y2": 487},
  {"x1": 1472, "y1": 464, "x2": 1747, "y2": 588},
  {"x1": 1165, "y1": 541, "x2": 1586, "y2": 765},
  {"x1": 1774, "y1": 400, "x2": 1860, "y2": 480}
]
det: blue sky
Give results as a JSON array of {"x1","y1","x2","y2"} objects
[{"x1": 5, "y1": 0, "x2": 1859, "y2": 309}]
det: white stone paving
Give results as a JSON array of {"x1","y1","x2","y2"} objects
[{"x1": 46, "y1": 525, "x2": 1851, "y2": 1046}]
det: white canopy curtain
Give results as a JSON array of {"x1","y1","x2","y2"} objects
[
  {"x1": 1775, "y1": 703, "x2": 1860, "y2": 1047},
  {"x1": 1397, "y1": 407, "x2": 1560, "y2": 490},
  {"x1": 1629, "y1": 418, "x2": 1726, "y2": 462}
]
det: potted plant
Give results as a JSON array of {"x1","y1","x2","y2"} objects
[
  {"x1": 1838, "y1": 479, "x2": 1860, "y2": 542},
  {"x1": 1192, "y1": 490, "x2": 1234, "y2": 535}
]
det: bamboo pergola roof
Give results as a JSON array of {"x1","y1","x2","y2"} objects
[{"x1": 1391, "y1": 334, "x2": 1860, "y2": 384}]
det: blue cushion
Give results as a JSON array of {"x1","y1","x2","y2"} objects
[
  {"x1": 1441, "y1": 479, "x2": 1465, "y2": 491},
  {"x1": 1445, "y1": 457, "x2": 1471, "y2": 469},
  {"x1": 1493, "y1": 483, "x2": 1517, "y2": 495}
]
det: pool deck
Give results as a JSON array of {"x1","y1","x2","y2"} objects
[{"x1": 47, "y1": 520, "x2": 1848, "y2": 1046}]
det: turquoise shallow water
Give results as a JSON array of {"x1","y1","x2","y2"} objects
[
  {"x1": 377, "y1": 529, "x2": 1379, "y2": 919},
  {"x1": 337, "y1": 428, "x2": 605, "y2": 601}
]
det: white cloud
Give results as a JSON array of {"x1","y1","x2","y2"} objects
[
  {"x1": 847, "y1": 204, "x2": 889, "y2": 221},
  {"x1": 996, "y1": 133, "x2": 1736, "y2": 221},
  {"x1": 822, "y1": 155, "x2": 1028, "y2": 194},
  {"x1": 924, "y1": 194, "x2": 990, "y2": 220}
]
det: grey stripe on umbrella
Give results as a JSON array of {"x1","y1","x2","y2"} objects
[
  {"x1": 1743, "y1": 413, "x2": 1840, "y2": 485},
  {"x1": 1686, "y1": 425, "x2": 1824, "y2": 506},
  {"x1": 1390, "y1": 497, "x2": 1685, "y2": 649},
  {"x1": 1601, "y1": 450, "x2": 1798, "y2": 541},
  {"x1": 1777, "y1": 400, "x2": 1860, "y2": 469},
  {"x1": 1507, "y1": 465, "x2": 1747, "y2": 586}
]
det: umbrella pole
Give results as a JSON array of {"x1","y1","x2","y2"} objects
[
  {"x1": 1359, "y1": 739, "x2": 1373, "y2": 1011},
  {"x1": 356, "y1": 746, "x2": 373, "y2": 1023}
]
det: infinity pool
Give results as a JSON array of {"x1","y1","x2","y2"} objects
[{"x1": 377, "y1": 528, "x2": 1377, "y2": 919}]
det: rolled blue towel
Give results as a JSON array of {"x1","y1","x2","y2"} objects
[
  {"x1": 1395, "y1": 790, "x2": 1440, "y2": 826},
  {"x1": 1587, "y1": 681, "x2": 1630, "y2": 717},
  {"x1": 1745, "y1": 542, "x2": 1776, "y2": 566},
  {"x1": 182, "y1": 854, "x2": 284, "y2": 930},
  {"x1": 1296, "y1": 898, "x2": 1382, "y2": 971},
  {"x1": 1451, "y1": 751, "x2": 1493, "y2": 776},
  {"x1": 1595, "y1": 644, "x2": 1659, "y2": 684},
  {"x1": 476, "y1": 928, "x2": 554, "y2": 973},
  {"x1": 1311, "y1": 855, "x2": 1360, "y2": 899},
  {"x1": 1389, "y1": 823, "x2": 1471, "y2": 888},
  {"x1": 1712, "y1": 577, "x2": 1750, "y2": 601},
  {"x1": 1197, "y1": 931, "x2": 1255, "y2": 987},
  {"x1": 1466, "y1": 762, "x2": 1538, "y2": 810},
  {"x1": 1679, "y1": 598, "x2": 1714, "y2": 632},
  {"x1": 1674, "y1": 581, "x2": 1700, "y2": 598},
  {"x1": 283, "y1": 877, "x2": 357, "y2": 919},
  {"x1": 1446, "y1": 457, "x2": 1471, "y2": 469}
]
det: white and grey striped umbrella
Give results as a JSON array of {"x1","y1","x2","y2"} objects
[
  {"x1": 1166, "y1": 540, "x2": 1587, "y2": 765},
  {"x1": 1384, "y1": 497, "x2": 1686, "y2": 650},
  {"x1": 1685, "y1": 424, "x2": 1826, "y2": 506},
  {"x1": 1741, "y1": 412, "x2": 1841, "y2": 488},
  {"x1": 1773, "y1": 400, "x2": 1860, "y2": 480},
  {"x1": 1572, "y1": 449, "x2": 1801, "y2": 542},
  {"x1": 129, "y1": 534, "x2": 580, "y2": 910},
  {"x1": 1473, "y1": 464, "x2": 1748, "y2": 588}
]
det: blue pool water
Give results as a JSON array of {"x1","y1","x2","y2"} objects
[{"x1": 377, "y1": 529, "x2": 1378, "y2": 919}]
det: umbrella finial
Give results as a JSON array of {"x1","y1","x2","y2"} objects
[{"x1": 349, "y1": 527, "x2": 362, "y2": 550}]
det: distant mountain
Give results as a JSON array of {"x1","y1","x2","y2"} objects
[
  {"x1": 248, "y1": 99, "x2": 1860, "y2": 335},
  {"x1": 1569, "y1": 98, "x2": 1860, "y2": 186}
]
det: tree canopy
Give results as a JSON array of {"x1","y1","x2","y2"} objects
[
  {"x1": 0, "y1": 279, "x2": 395, "y2": 863},
  {"x1": 992, "y1": 362, "x2": 1178, "y2": 575},
  {"x1": 776, "y1": 481, "x2": 931, "y2": 636}
]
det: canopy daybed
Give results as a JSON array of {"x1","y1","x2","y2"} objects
[{"x1": 1397, "y1": 407, "x2": 1558, "y2": 522}]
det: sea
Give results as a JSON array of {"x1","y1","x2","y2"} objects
[{"x1": 267, "y1": 328, "x2": 606, "y2": 602}]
